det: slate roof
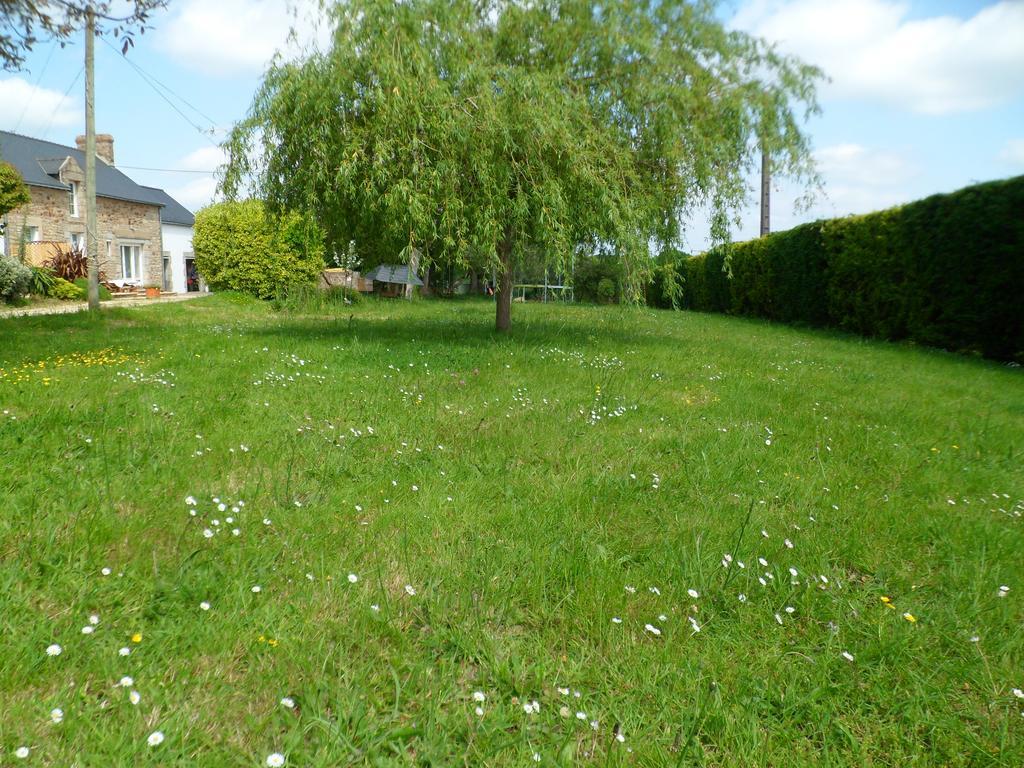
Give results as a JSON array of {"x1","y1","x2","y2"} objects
[
  {"x1": 362, "y1": 264, "x2": 424, "y2": 286},
  {"x1": 0, "y1": 131, "x2": 192, "y2": 227},
  {"x1": 140, "y1": 186, "x2": 195, "y2": 227}
]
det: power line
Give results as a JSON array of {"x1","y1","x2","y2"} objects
[
  {"x1": 118, "y1": 165, "x2": 218, "y2": 174},
  {"x1": 14, "y1": 41, "x2": 58, "y2": 133},
  {"x1": 41, "y1": 65, "x2": 84, "y2": 139},
  {"x1": 99, "y1": 36, "x2": 220, "y2": 146}
]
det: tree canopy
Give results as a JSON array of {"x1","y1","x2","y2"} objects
[
  {"x1": 223, "y1": 0, "x2": 822, "y2": 330},
  {"x1": 1, "y1": 0, "x2": 165, "y2": 70}
]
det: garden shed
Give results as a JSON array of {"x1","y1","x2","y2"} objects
[{"x1": 363, "y1": 264, "x2": 423, "y2": 298}]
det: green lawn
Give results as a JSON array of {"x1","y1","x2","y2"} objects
[{"x1": 1, "y1": 295, "x2": 1022, "y2": 766}]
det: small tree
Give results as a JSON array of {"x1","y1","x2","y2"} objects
[
  {"x1": 224, "y1": 0, "x2": 822, "y2": 331},
  {"x1": 0, "y1": 162, "x2": 29, "y2": 229}
]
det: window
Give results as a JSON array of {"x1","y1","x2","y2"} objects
[
  {"x1": 25, "y1": 226, "x2": 40, "y2": 242},
  {"x1": 70, "y1": 233, "x2": 84, "y2": 252},
  {"x1": 120, "y1": 244, "x2": 141, "y2": 280},
  {"x1": 69, "y1": 182, "x2": 79, "y2": 217}
]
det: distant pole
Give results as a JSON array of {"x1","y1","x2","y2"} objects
[
  {"x1": 759, "y1": 148, "x2": 770, "y2": 238},
  {"x1": 85, "y1": 7, "x2": 100, "y2": 310}
]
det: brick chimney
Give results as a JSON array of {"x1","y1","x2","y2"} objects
[{"x1": 75, "y1": 133, "x2": 115, "y2": 166}]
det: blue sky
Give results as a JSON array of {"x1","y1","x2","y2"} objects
[{"x1": 2, "y1": 0, "x2": 1022, "y2": 251}]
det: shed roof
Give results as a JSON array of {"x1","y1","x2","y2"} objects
[{"x1": 363, "y1": 264, "x2": 424, "y2": 286}]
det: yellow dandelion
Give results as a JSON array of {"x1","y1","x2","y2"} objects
[
  {"x1": 880, "y1": 596, "x2": 891, "y2": 604},
  {"x1": 131, "y1": 633, "x2": 142, "y2": 643},
  {"x1": 902, "y1": 612, "x2": 916, "y2": 623},
  {"x1": 268, "y1": 638, "x2": 279, "y2": 647}
]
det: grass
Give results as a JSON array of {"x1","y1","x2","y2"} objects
[{"x1": 1, "y1": 294, "x2": 1021, "y2": 766}]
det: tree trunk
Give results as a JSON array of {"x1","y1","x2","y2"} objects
[
  {"x1": 470, "y1": 269, "x2": 479, "y2": 294},
  {"x1": 495, "y1": 233, "x2": 513, "y2": 332},
  {"x1": 405, "y1": 247, "x2": 420, "y2": 300}
]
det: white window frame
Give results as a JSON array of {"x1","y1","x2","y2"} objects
[
  {"x1": 120, "y1": 243, "x2": 142, "y2": 281},
  {"x1": 69, "y1": 182, "x2": 79, "y2": 217},
  {"x1": 70, "y1": 232, "x2": 84, "y2": 252},
  {"x1": 26, "y1": 226, "x2": 40, "y2": 242}
]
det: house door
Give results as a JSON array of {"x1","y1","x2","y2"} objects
[
  {"x1": 185, "y1": 258, "x2": 199, "y2": 293},
  {"x1": 162, "y1": 252, "x2": 172, "y2": 292}
]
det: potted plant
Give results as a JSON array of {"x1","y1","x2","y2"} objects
[{"x1": 144, "y1": 283, "x2": 160, "y2": 299}]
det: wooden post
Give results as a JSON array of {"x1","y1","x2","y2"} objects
[
  {"x1": 759, "y1": 148, "x2": 770, "y2": 238},
  {"x1": 85, "y1": 7, "x2": 100, "y2": 310}
]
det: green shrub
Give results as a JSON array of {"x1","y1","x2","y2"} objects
[
  {"x1": 28, "y1": 265, "x2": 57, "y2": 296},
  {"x1": 0, "y1": 256, "x2": 31, "y2": 302},
  {"x1": 674, "y1": 175, "x2": 1024, "y2": 361},
  {"x1": 574, "y1": 255, "x2": 623, "y2": 304},
  {"x1": 49, "y1": 277, "x2": 86, "y2": 301},
  {"x1": 193, "y1": 199, "x2": 325, "y2": 299},
  {"x1": 72, "y1": 278, "x2": 111, "y2": 301}
]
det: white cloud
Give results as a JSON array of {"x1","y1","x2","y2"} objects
[
  {"x1": 179, "y1": 145, "x2": 228, "y2": 172},
  {"x1": 998, "y1": 139, "x2": 1024, "y2": 169},
  {"x1": 156, "y1": 0, "x2": 329, "y2": 76},
  {"x1": 733, "y1": 0, "x2": 1024, "y2": 114},
  {"x1": 683, "y1": 142, "x2": 919, "y2": 249},
  {"x1": 168, "y1": 175, "x2": 219, "y2": 212},
  {"x1": 0, "y1": 77, "x2": 81, "y2": 132}
]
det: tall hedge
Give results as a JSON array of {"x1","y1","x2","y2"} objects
[
  {"x1": 673, "y1": 175, "x2": 1024, "y2": 361},
  {"x1": 193, "y1": 200, "x2": 325, "y2": 299}
]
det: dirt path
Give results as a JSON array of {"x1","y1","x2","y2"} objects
[{"x1": 0, "y1": 292, "x2": 211, "y2": 320}]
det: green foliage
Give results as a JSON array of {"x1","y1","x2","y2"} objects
[
  {"x1": 72, "y1": 277, "x2": 110, "y2": 300},
  {"x1": 27, "y1": 265, "x2": 56, "y2": 296},
  {"x1": 0, "y1": 161, "x2": 29, "y2": 222},
  {"x1": 0, "y1": 254, "x2": 31, "y2": 301},
  {"x1": 646, "y1": 249, "x2": 688, "y2": 309},
  {"x1": 223, "y1": 0, "x2": 821, "y2": 329},
  {"x1": 48, "y1": 276, "x2": 86, "y2": 301},
  {"x1": 192, "y1": 200, "x2": 325, "y2": 299},
  {"x1": 573, "y1": 254, "x2": 623, "y2": 304},
  {"x1": 675, "y1": 175, "x2": 1024, "y2": 361},
  {"x1": 271, "y1": 283, "x2": 364, "y2": 313}
]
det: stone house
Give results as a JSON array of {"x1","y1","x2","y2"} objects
[{"x1": 0, "y1": 130, "x2": 194, "y2": 290}]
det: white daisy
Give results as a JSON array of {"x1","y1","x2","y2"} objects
[
  {"x1": 15, "y1": 746, "x2": 29, "y2": 759},
  {"x1": 404, "y1": 584, "x2": 416, "y2": 596},
  {"x1": 472, "y1": 691, "x2": 486, "y2": 702},
  {"x1": 129, "y1": 690, "x2": 141, "y2": 706},
  {"x1": 281, "y1": 697, "x2": 296, "y2": 709},
  {"x1": 267, "y1": 753, "x2": 285, "y2": 767},
  {"x1": 118, "y1": 676, "x2": 134, "y2": 687},
  {"x1": 348, "y1": 573, "x2": 358, "y2": 583},
  {"x1": 251, "y1": 585, "x2": 262, "y2": 593},
  {"x1": 147, "y1": 731, "x2": 165, "y2": 746},
  {"x1": 841, "y1": 651, "x2": 854, "y2": 662},
  {"x1": 50, "y1": 707, "x2": 64, "y2": 723},
  {"x1": 46, "y1": 644, "x2": 62, "y2": 656},
  {"x1": 687, "y1": 589, "x2": 699, "y2": 599},
  {"x1": 119, "y1": 647, "x2": 131, "y2": 656},
  {"x1": 200, "y1": 601, "x2": 211, "y2": 611},
  {"x1": 644, "y1": 623, "x2": 662, "y2": 636}
]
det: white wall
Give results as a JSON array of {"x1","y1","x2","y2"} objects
[{"x1": 162, "y1": 223, "x2": 198, "y2": 293}]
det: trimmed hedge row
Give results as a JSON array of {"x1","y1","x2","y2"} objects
[{"x1": 677, "y1": 175, "x2": 1024, "y2": 361}]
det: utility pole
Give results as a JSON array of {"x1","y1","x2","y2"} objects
[
  {"x1": 85, "y1": 6, "x2": 100, "y2": 310},
  {"x1": 759, "y1": 147, "x2": 770, "y2": 238}
]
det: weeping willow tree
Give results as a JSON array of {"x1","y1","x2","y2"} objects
[{"x1": 222, "y1": 0, "x2": 821, "y2": 331}]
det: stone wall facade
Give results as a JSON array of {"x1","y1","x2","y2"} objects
[{"x1": 3, "y1": 157, "x2": 163, "y2": 287}]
